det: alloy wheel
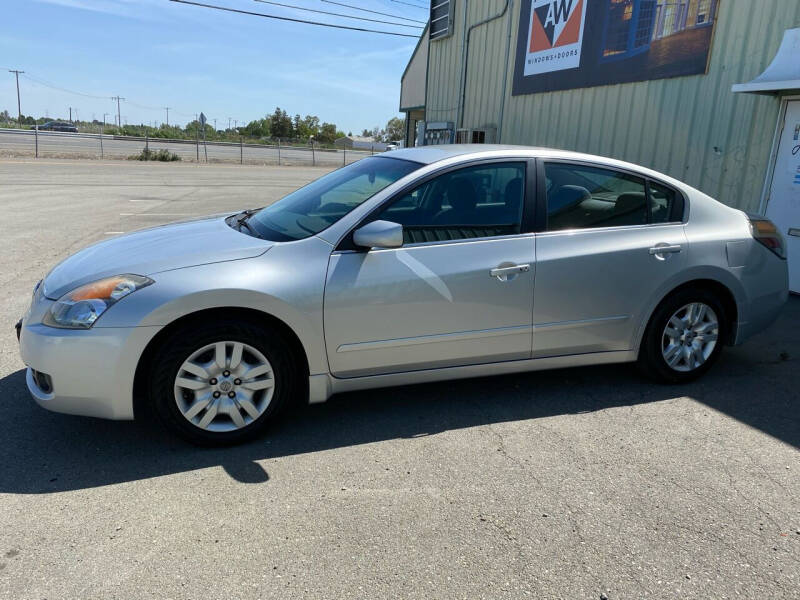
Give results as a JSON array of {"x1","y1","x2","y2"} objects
[
  {"x1": 661, "y1": 302, "x2": 719, "y2": 373},
  {"x1": 173, "y1": 341, "x2": 275, "y2": 432}
]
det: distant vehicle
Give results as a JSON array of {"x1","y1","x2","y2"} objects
[
  {"x1": 34, "y1": 121, "x2": 78, "y2": 133},
  {"x1": 17, "y1": 145, "x2": 788, "y2": 445},
  {"x1": 385, "y1": 142, "x2": 399, "y2": 151}
]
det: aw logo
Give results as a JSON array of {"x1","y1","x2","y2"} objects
[{"x1": 524, "y1": 0, "x2": 587, "y2": 76}]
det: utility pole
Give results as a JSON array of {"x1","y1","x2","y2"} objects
[
  {"x1": 9, "y1": 70, "x2": 24, "y2": 124},
  {"x1": 69, "y1": 107, "x2": 72, "y2": 122},
  {"x1": 111, "y1": 96, "x2": 125, "y2": 127},
  {"x1": 164, "y1": 107, "x2": 170, "y2": 127},
  {"x1": 99, "y1": 113, "x2": 106, "y2": 158},
  {"x1": 213, "y1": 118, "x2": 217, "y2": 132},
  {"x1": 228, "y1": 117, "x2": 232, "y2": 131}
]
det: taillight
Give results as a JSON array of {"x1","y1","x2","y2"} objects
[{"x1": 748, "y1": 216, "x2": 786, "y2": 259}]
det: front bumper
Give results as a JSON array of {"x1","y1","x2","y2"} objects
[{"x1": 19, "y1": 318, "x2": 161, "y2": 420}]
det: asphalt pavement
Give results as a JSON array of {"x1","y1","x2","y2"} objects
[{"x1": 0, "y1": 159, "x2": 798, "y2": 599}]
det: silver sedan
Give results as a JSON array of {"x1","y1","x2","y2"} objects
[{"x1": 18, "y1": 145, "x2": 789, "y2": 445}]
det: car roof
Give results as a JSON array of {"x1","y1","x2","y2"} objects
[
  {"x1": 387, "y1": 144, "x2": 690, "y2": 190},
  {"x1": 387, "y1": 144, "x2": 529, "y2": 164}
]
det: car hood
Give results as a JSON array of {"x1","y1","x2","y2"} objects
[{"x1": 44, "y1": 215, "x2": 273, "y2": 299}]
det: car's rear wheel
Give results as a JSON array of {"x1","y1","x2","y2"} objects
[
  {"x1": 638, "y1": 288, "x2": 726, "y2": 383},
  {"x1": 148, "y1": 320, "x2": 297, "y2": 445}
]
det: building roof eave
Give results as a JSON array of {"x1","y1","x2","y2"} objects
[
  {"x1": 732, "y1": 28, "x2": 800, "y2": 95},
  {"x1": 401, "y1": 23, "x2": 430, "y2": 83}
]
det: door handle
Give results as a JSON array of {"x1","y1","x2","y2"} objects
[
  {"x1": 649, "y1": 244, "x2": 682, "y2": 255},
  {"x1": 788, "y1": 228, "x2": 800, "y2": 237},
  {"x1": 490, "y1": 264, "x2": 530, "y2": 281}
]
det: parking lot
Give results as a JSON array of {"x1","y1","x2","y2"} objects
[{"x1": 0, "y1": 159, "x2": 798, "y2": 599}]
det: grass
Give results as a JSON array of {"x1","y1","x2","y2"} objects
[{"x1": 129, "y1": 148, "x2": 181, "y2": 162}]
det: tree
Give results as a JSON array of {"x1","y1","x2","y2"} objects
[
  {"x1": 361, "y1": 128, "x2": 371, "y2": 138},
  {"x1": 371, "y1": 126, "x2": 386, "y2": 142},
  {"x1": 385, "y1": 116, "x2": 405, "y2": 142},
  {"x1": 242, "y1": 117, "x2": 270, "y2": 138},
  {"x1": 184, "y1": 119, "x2": 202, "y2": 136},
  {"x1": 317, "y1": 122, "x2": 338, "y2": 144},
  {"x1": 293, "y1": 114, "x2": 321, "y2": 140},
  {"x1": 269, "y1": 107, "x2": 293, "y2": 139}
]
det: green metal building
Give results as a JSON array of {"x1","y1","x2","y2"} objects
[{"x1": 400, "y1": 0, "x2": 800, "y2": 217}]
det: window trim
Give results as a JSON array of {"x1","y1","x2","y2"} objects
[
  {"x1": 335, "y1": 157, "x2": 537, "y2": 252},
  {"x1": 535, "y1": 158, "x2": 687, "y2": 233}
]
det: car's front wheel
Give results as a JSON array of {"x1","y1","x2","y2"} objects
[
  {"x1": 638, "y1": 288, "x2": 727, "y2": 383},
  {"x1": 148, "y1": 320, "x2": 297, "y2": 445}
]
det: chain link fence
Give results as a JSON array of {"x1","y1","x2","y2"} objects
[{"x1": 0, "y1": 128, "x2": 376, "y2": 167}]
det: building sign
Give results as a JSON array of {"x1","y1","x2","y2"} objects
[
  {"x1": 524, "y1": 0, "x2": 587, "y2": 76},
  {"x1": 513, "y1": 0, "x2": 719, "y2": 96}
]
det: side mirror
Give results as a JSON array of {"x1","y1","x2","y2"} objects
[{"x1": 352, "y1": 220, "x2": 403, "y2": 250}]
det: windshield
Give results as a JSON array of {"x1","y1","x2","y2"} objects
[{"x1": 247, "y1": 156, "x2": 420, "y2": 241}]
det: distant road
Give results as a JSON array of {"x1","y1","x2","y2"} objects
[{"x1": 0, "y1": 128, "x2": 374, "y2": 166}]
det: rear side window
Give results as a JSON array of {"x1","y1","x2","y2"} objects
[
  {"x1": 545, "y1": 163, "x2": 647, "y2": 231},
  {"x1": 649, "y1": 180, "x2": 680, "y2": 224}
]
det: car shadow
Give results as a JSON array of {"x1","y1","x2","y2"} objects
[{"x1": 1, "y1": 297, "x2": 797, "y2": 494}]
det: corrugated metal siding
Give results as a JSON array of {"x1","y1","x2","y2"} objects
[
  {"x1": 400, "y1": 27, "x2": 429, "y2": 111},
  {"x1": 425, "y1": 0, "x2": 467, "y2": 124},
  {"x1": 462, "y1": 0, "x2": 510, "y2": 130},
  {"x1": 426, "y1": 0, "x2": 800, "y2": 212}
]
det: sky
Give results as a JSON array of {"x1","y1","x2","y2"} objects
[{"x1": 1, "y1": 0, "x2": 427, "y2": 133}]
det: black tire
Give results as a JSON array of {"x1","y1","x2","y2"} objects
[
  {"x1": 637, "y1": 287, "x2": 727, "y2": 384},
  {"x1": 148, "y1": 319, "x2": 298, "y2": 446}
]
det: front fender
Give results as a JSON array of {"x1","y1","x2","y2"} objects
[{"x1": 96, "y1": 236, "x2": 333, "y2": 375}]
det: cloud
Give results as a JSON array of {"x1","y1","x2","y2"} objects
[
  {"x1": 31, "y1": 0, "x2": 163, "y2": 18},
  {"x1": 235, "y1": 43, "x2": 413, "y2": 100}
]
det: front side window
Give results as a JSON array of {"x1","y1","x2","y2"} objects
[
  {"x1": 248, "y1": 157, "x2": 420, "y2": 241},
  {"x1": 545, "y1": 163, "x2": 648, "y2": 231},
  {"x1": 375, "y1": 162, "x2": 526, "y2": 244}
]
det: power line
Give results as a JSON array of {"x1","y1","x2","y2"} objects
[
  {"x1": 21, "y1": 72, "x2": 107, "y2": 100},
  {"x1": 252, "y1": 0, "x2": 422, "y2": 28},
  {"x1": 127, "y1": 99, "x2": 166, "y2": 111},
  {"x1": 169, "y1": 0, "x2": 420, "y2": 37},
  {"x1": 9, "y1": 68, "x2": 230, "y2": 126},
  {"x1": 390, "y1": 0, "x2": 428, "y2": 9},
  {"x1": 320, "y1": 0, "x2": 425, "y2": 24}
]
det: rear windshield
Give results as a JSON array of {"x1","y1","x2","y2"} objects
[{"x1": 248, "y1": 156, "x2": 420, "y2": 241}]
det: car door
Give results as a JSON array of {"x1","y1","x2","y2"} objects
[
  {"x1": 532, "y1": 160, "x2": 688, "y2": 357},
  {"x1": 324, "y1": 160, "x2": 536, "y2": 378}
]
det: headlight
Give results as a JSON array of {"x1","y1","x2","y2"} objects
[{"x1": 43, "y1": 274, "x2": 153, "y2": 329}]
